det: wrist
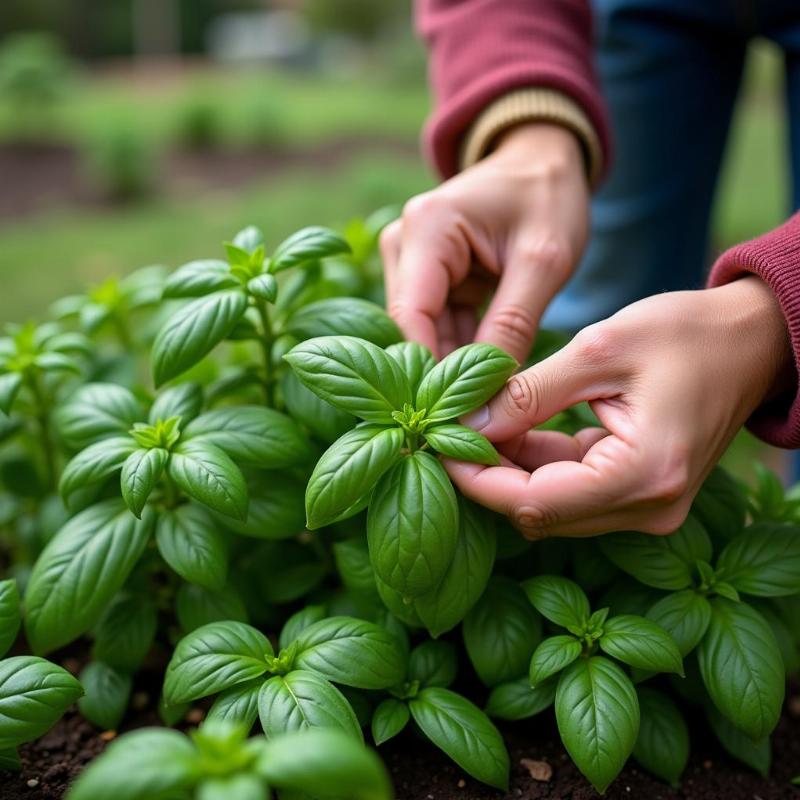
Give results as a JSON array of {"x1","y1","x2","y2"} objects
[{"x1": 490, "y1": 122, "x2": 585, "y2": 176}]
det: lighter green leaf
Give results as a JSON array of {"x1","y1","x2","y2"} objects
[
  {"x1": 522, "y1": 574, "x2": 590, "y2": 629},
  {"x1": 385, "y1": 341, "x2": 435, "y2": 393},
  {"x1": 271, "y1": 226, "x2": 350, "y2": 272},
  {"x1": 633, "y1": 687, "x2": 689, "y2": 786},
  {"x1": 423, "y1": 424, "x2": 499, "y2": 465},
  {"x1": 0, "y1": 373, "x2": 22, "y2": 415},
  {"x1": 78, "y1": 661, "x2": 131, "y2": 731},
  {"x1": 163, "y1": 259, "x2": 237, "y2": 297},
  {"x1": 0, "y1": 579, "x2": 20, "y2": 659},
  {"x1": 529, "y1": 635, "x2": 581, "y2": 687},
  {"x1": 485, "y1": 676, "x2": 556, "y2": 721},
  {"x1": 121, "y1": 447, "x2": 167, "y2": 518},
  {"x1": 285, "y1": 297, "x2": 401, "y2": 347},
  {"x1": 645, "y1": 590, "x2": 711, "y2": 657},
  {"x1": 59, "y1": 437, "x2": 137, "y2": 503},
  {"x1": 599, "y1": 615, "x2": 683, "y2": 675},
  {"x1": 206, "y1": 680, "x2": 261, "y2": 732},
  {"x1": 371, "y1": 698, "x2": 409, "y2": 745}
]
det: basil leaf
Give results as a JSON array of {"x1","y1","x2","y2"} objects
[
  {"x1": 278, "y1": 606, "x2": 326, "y2": 652},
  {"x1": 59, "y1": 436, "x2": 137, "y2": 503},
  {"x1": 25, "y1": 501, "x2": 154, "y2": 654},
  {"x1": 307, "y1": 426, "x2": 403, "y2": 529},
  {"x1": 271, "y1": 226, "x2": 350, "y2": 272},
  {"x1": 55, "y1": 383, "x2": 141, "y2": 450},
  {"x1": 415, "y1": 343, "x2": 517, "y2": 423},
  {"x1": 0, "y1": 748, "x2": 20, "y2": 771},
  {"x1": 206, "y1": 680, "x2": 261, "y2": 732},
  {"x1": 522, "y1": 574, "x2": 590, "y2": 629},
  {"x1": 332, "y1": 539, "x2": 379, "y2": 604},
  {"x1": 168, "y1": 440, "x2": 248, "y2": 520},
  {"x1": 121, "y1": 447, "x2": 168, "y2": 518},
  {"x1": 233, "y1": 225, "x2": 264, "y2": 252},
  {"x1": 633, "y1": 687, "x2": 689, "y2": 787},
  {"x1": 66, "y1": 728, "x2": 198, "y2": 800},
  {"x1": 705, "y1": 703, "x2": 771, "y2": 777},
  {"x1": 371, "y1": 698, "x2": 410, "y2": 745},
  {"x1": 599, "y1": 615, "x2": 683, "y2": 675},
  {"x1": 414, "y1": 498, "x2": 496, "y2": 637},
  {"x1": 423, "y1": 424, "x2": 499, "y2": 465},
  {"x1": 463, "y1": 576, "x2": 542, "y2": 687},
  {"x1": 77, "y1": 661, "x2": 132, "y2": 731},
  {"x1": 258, "y1": 671, "x2": 363, "y2": 740},
  {"x1": 176, "y1": 583, "x2": 248, "y2": 634},
  {"x1": 408, "y1": 640, "x2": 457, "y2": 689},
  {"x1": 716, "y1": 523, "x2": 800, "y2": 596},
  {"x1": 368, "y1": 452, "x2": 458, "y2": 599},
  {"x1": 152, "y1": 290, "x2": 248, "y2": 386},
  {"x1": 183, "y1": 406, "x2": 312, "y2": 469},
  {"x1": 697, "y1": 598, "x2": 784, "y2": 739},
  {"x1": 247, "y1": 541, "x2": 326, "y2": 605},
  {"x1": 409, "y1": 687, "x2": 509, "y2": 790},
  {"x1": 285, "y1": 297, "x2": 401, "y2": 347},
  {"x1": 376, "y1": 576, "x2": 424, "y2": 629},
  {"x1": 645, "y1": 589, "x2": 711, "y2": 657},
  {"x1": 0, "y1": 579, "x2": 20, "y2": 659},
  {"x1": 0, "y1": 373, "x2": 21, "y2": 416},
  {"x1": 485, "y1": 676, "x2": 556, "y2": 721},
  {"x1": 284, "y1": 336, "x2": 411, "y2": 423},
  {"x1": 0, "y1": 656, "x2": 83, "y2": 748},
  {"x1": 692, "y1": 465, "x2": 748, "y2": 544},
  {"x1": 529, "y1": 635, "x2": 582, "y2": 687},
  {"x1": 257, "y1": 728, "x2": 392, "y2": 800},
  {"x1": 555, "y1": 656, "x2": 639, "y2": 794},
  {"x1": 280, "y1": 370, "x2": 355, "y2": 443},
  {"x1": 163, "y1": 259, "x2": 237, "y2": 298},
  {"x1": 294, "y1": 616, "x2": 405, "y2": 690},
  {"x1": 385, "y1": 342, "x2": 435, "y2": 394},
  {"x1": 197, "y1": 774, "x2": 265, "y2": 800},
  {"x1": 148, "y1": 383, "x2": 203, "y2": 424},
  {"x1": 155, "y1": 505, "x2": 228, "y2": 590},
  {"x1": 223, "y1": 474, "x2": 306, "y2": 540},
  {"x1": 163, "y1": 620, "x2": 271, "y2": 705},
  {"x1": 91, "y1": 591, "x2": 157, "y2": 672}
]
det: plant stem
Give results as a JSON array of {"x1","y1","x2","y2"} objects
[
  {"x1": 162, "y1": 470, "x2": 180, "y2": 509},
  {"x1": 28, "y1": 371, "x2": 57, "y2": 491},
  {"x1": 255, "y1": 299, "x2": 275, "y2": 407}
]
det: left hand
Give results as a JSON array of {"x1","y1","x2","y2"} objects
[{"x1": 446, "y1": 276, "x2": 792, "y2": 538}]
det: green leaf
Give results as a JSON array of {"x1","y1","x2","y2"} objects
[
  {"x1": 184, "y1": 406, "x2": 312, "y2": 469},
  {"x1": 599, "y1": 615, "x2": 684, "y2": 675},
  {"x1": 284, "y1": 336, "x2": 411, "y2": 423},
  {"x1": 409, "y1": 687, "x2": 509, "y2": 790},
  {"x1": 257, "y1": 728, "x2": 392, "y2": 800},
  {"x1": 25, "y1": 501, "x2": 154, "y2": 654},
  {"x1": 271, "y1": 226, "x2": 351, "y2": 272},
  {"x1": 197, "y1": 774, "x2": 265, "y2": 800},
  {"x1": 152, "y1": 290, "x2": 248, "y2": 386},
  {"x1": 280, "y1": 606, "x2": 328, "y2": 651},
  {"x1": 285, "y1": 297, "x2": 401, "y2": 347},
  {"x1": 91, "y1": 592, "x2": 157, "y2": 672},
  {"x1": 233, "y1": 224, "x2": 264, "y2": 253},
  {"x1": 293, "y1": 616, "x2": 406, "y2": 690},
  {"x1": 333, "y1": 539, "x2": 380, "y2": 602},
  {"x1": 408, "y1": 640, "x2": 457, "y2": 689},
  {"x1": 529, "y1": 635, "x2": 582, "y2": 687},
  {"x1": 371, "y1": 698, "x2": 409, "y2": 744},
  {"x1": 55, "y1": 383, "x2": 141, "y2": 450},
  {"x1": 121, "y1": 447, "x2": 167, "y2": 518},
  {"x1": 257, "y1": 671, "x2": 362, "y2": 740},
  {"x1": 149, "y1": 383, "x2": 203, "y2": 425},
  {"x1": 206, "y1": 680, "x2": 261, "y2": 731},
  {"x1": 35, "y1": 352, "x2": 81, "y2": 373},
  {"x1": 306, "y1": 426, "x2": 403, "y2": 529},
  {"x1": 163, "y1": 259, "x2": 237, "y2": 297},
  {"x1": 0, "y1": 579, "x2": 20, "y2": 659},
  {"x1": 0, "y1": 656, "x2": 83, "y2": 749},
  {"x1": 463, "y1": 576, "x2": 542, "y2": 687},
  {"x1": 222, "y1": 474, "x2": 306, "y2": 540},
  {"x1": 368, "y1": 452, "x2": 458, "y2": 599},
  {"x1": 280, "y1": 369, "x2": 354, "y2": 443},
  {"x1": 176, "y1": 583, "x2": 248, "y2": 634},
  {"x1": 522, "y1": 574, "x2": 590, "y2": 629},
  {"x1": 414, "y1": 498, "x2": 496, "y2": 638},
  {"x1": 633, "y1": 687, "x2": 689, "y2": 787},
  {"x1": 66, "y1": 728, "x2": 198, "y2": 800},
  {"x1": 77, "y1": 661, "x2": 132, "y2": 731},
  {"x1": 59, "y1": 437, "x2": 137, "y2": 503},
  {"x1": 163, "y1": 621, "x2": 271, "y2": 705},
  {"x1": 0, "y1": 748, "x2": 20, "y2": 771},
  {"x1": 717, "y1": 523, "x2": 800, "y2": 596},
  {"x1": 485, "y1": 676, "x2": 556, "y2": 721},
  {"x1": 423, "y1": 424, "x2": 499, "y2": 465},
  {"x1": 0, "y1": 372, "x2": 22, "y2": 415},
  {"x1": 155, "y1": 505, "x2": 228, "y2": 590},
  {"x1": 645, "y1": 589, "x2": 711, "y2": 657},
  {"x1": 168, "y1": 440, "x2": 248, "y2": 520},
  {"x1": 705, "y1": 703, "x2": 771, "y2": 777},
  {"x1": 555, "y1": 656, "x2": 640, "y2": 794},
  {"x1": 415, "y1": 343, "x2": 517, "y2": 423},
  {"x1": 385, "y1": 342, "x2": 435, "y2": 393},
  {"x1": 247, "y1": 273, "x2": 278, "y2": 302},
  {"x1": 692, "y1": 466, "x2": 748, "y2": 544},
  {"x1": 697, "y1": 598, "x2": 784, "y2": 739}
]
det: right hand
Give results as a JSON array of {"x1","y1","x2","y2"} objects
[{"x1": 381, "y1": 122, "x2": 590, "y2": 362}]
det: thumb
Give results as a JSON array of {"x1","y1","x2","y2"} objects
[{"x1": 462, "y1": 330, "x2": 620, "y2": 441}]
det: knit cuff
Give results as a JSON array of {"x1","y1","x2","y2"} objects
[{"x1": 459, "y1": 88, "x2": 603, "y2": 188}]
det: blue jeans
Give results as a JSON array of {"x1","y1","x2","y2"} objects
[{"x1": 542, "y1": 0, "x2": 800, "y2": 330}]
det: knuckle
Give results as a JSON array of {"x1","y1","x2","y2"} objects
[
  {"x1": 572, "y1": 323, "x2": 619, "y2": 365},
  {"x1": 402, "y1": 192, "x2": 445, "y2": 222},
  {"x1": 379, "y1": 221, "x2": 400, "y2": 255},
  {"x1": 489, "y1": 304, "x2": 536, "y2": 353},
  {"x1": 516, "y1": 236, "x2": 572, "y2": 275},
  {"x1": 648, "y1": 450, "x2": 691, "y2": 505},
  {"x1": 502, "y1": 372, "x2": 543, "y2": 420}
]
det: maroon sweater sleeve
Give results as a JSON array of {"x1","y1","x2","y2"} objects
[
  {"x1": 708, "y1": 213, "x2": 800, "y2": 448},
  {"x1": 414, "y1": 0, "x2": 610, "y2": 178}
]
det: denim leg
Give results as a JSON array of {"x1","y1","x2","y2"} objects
[{"x1": 543, "y1": 0, "x2": 748, "y2": 331}]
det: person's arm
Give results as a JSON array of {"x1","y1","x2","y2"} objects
[
  {"x1": 446, "y1": 218, "x2": 800, "y2": 539},
  {"x1": 381, "y1": 1, "x2": 609, "y2": 363}
]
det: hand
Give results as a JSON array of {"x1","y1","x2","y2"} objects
[
  {"x1": 446, "y1": 277, "x2": 792, "y2": 538},
  {"x1": 381, "y1": 123, "x2": 589, "y2": 361}
]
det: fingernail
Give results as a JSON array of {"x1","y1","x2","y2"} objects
[{"x1": 462, "y1": 406, "x2": 490, "y2": 431}]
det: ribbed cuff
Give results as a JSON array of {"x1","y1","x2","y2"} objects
[{"x1": 459, "y1": 88, "x2": 603, "y2": 188}]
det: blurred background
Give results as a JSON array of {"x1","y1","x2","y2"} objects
[{"x1": 0, "y1": 0, "x2": 792, "y2": 474}]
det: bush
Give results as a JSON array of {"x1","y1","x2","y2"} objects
[{"x1": 83, "y1": 124, "x2": 157, "y2": 201}]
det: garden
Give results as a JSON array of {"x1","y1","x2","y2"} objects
[{"x1": 0, "y1": 4, "x2": 799, "y2": 800}]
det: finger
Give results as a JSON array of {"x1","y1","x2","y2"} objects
[{"x1": 497, "y1": 427, "x2": 609, "y2": 472}]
